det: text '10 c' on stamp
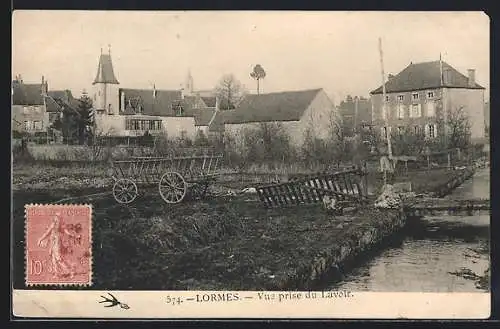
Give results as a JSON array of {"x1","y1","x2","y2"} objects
[{"x1": 25, "y1": 204, "x2": 93, "y2": 287}]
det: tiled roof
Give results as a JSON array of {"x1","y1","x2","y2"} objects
[
  {"x1": 46, "y1": 90, "x2": 81, "y2": 113},
  {"x1": 93, "y1": 54, "x2": 119, "y2": 85},
  {"x1": 194, "y1": 108, "x2": 216, "y2": 126},
  {"x1": 44, "y1": 96, "x2": 63, "y2": 113},
  {"x1": 208, "y1": 111, "x2": 225, "y2": 132},
  {"x1": 224, "y1": 89, "x2": 322, "y2": 124},
  {"x1": 120, "y1": 88, "x2": 198, "y2": 117},
  {"x1": 183, "y1": 96, "x2": 199, "y2": 110},
  {"x1": 12, "y1": 82, "x2": 45, "y2": 105},
  {"x1": 201, "y1": 96, "x2": 216, "y2": 108},
  {"x1": 338, "y1": 97, "x2": 372, "y2": 124},
  {"x1": 370, "y1": 61, "x2": 485, "y2": 94}
]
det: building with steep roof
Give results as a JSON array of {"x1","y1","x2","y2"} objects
[
  {"x1": 337, "y1": 95, "x2": 372, "y2": 136},
  {"x1": 91, "y1": 48, "x2": 220, "y2": 139},
  {"x1": 223, "y1": 88, "x2": 337, "y2": 145},
  {"x1": 92, "y1": 46, "x2": 120, "y2": 115},
  {"x1": 370, "y1": 60, "x2": 486, "y2": 144},
  {"x1": 11, "y1": 75, "x2": 49, "y2": 134}
]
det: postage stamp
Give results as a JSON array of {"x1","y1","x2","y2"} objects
[{"x1": 25, "y1": 204, "x2": 92, "y2": 286}]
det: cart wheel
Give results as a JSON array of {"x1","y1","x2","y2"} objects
[
  {"x1": 113, "y1": 178, "x2": 138, "y2": 204},
  {"x1": 159, "y1": 172, "x2": 187, "y2": 204}
]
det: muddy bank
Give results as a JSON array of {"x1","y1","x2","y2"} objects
[{"x1": 430, "y1": 167, "x2": 476, "y2": 197}]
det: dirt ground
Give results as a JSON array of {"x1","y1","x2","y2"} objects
[
  {"x1": 13, "y1": 187, "x2": 402, "y2": 290},
  {"x1": 11, "y1": 162, "x2": 463, "y2": 290}
]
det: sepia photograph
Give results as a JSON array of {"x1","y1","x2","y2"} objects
[{"x1": 11, "y1": 10, "x2": 490, "y2": 319}]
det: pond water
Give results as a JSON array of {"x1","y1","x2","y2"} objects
[{"x1": 329, "y1": 168, "x2": 490, "y2": 292}]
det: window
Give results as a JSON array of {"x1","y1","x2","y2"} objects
[
  {"x1": 126, "y1": 119, "x2": 162, "y2": 131},
  {"x1": 108, "y1": 104, "x2": 113, "y2": 115},
  {"x1": 24, "y1": 120, "x2": 30, "y2": 131},
  {"x1": 172, "y1": 101, "x2": 184, "y2": 116},
  {"x1": 33, "y1": 121, "x2": 42, "y2": 130},
  {"x1": 397, "y1": 95, "x2": 404, "y2": 101},
  {"x1": 397, "y1": 104, "x2": 405, "y2": 119},
  {"x1": 397, "y1": 126, "x2": 405, "y2": 135},
  {"x1": 412, "y1": 92, "x2": 419, "y2": 100},
  {"x1": 426, "y1": 101, "x2": 435, "y2": 117},
  {"x1": 385, "y1": 95, "x2": 390, "y2": 102},
  {"x1": 426, "y1": 124, "x2": 437, "y2": 139},
  {"x1": 381, "y1": 126, "x2": 388, "y2": 139},
  {"x1": 414, "y1": 125, "x2": 422, "y2": 135},
  {"x1": 427, "y1": 91, "x2": 434, "y2": 98},
  {"x1": 410, "y1": 104, "x2": 421, "y2": 118}
]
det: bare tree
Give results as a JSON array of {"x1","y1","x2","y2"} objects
[
  {"x1": 250, "y1": 64, "x2": 266, "y2": 95},
  {"x1": 214, "y1": 74, "x2": 246, "y2": 110},
  {"x1": 446, "y1": 106, "x2": 472, "y2": 149}
]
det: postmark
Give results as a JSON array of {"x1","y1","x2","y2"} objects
[{"x1": 25, "y1": 204, "x2": 92, "y2": 286}]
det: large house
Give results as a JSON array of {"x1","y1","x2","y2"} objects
[
  {"x1": 12, "y1": 75, "x2": 49, "y2": 134},
  {"x1": 92, "y1": 48, "x2": 220, "y2": 139},
  {"x1": 223, "y1": 88, "x2": 337, "y2": 145},
  {"x1": 370, "y1": 60, "x2": 486, "y2": 144},
  {"x1": 11, "y1": 76, "x2": 73, "y2": 135}
]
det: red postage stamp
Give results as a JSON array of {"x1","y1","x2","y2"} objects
[{"x1": 25, "y1": 204, "x2": 93, "y2": 286}]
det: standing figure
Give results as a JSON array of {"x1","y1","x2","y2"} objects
[{"x1": 37, "y1": 213, "x2": 81, "y2": 278}]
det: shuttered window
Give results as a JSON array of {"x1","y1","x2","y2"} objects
[{"x1": 410, "y1": 104, "x2": 422, "y2": 118}]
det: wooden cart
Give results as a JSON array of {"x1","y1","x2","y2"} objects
[{"x1": 109, "y1": 154, "x2": 223, "y2": 204}]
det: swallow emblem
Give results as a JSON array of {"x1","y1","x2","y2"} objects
[{"x1": 99, "y1": 292, "x2": 130, "y2": 309}]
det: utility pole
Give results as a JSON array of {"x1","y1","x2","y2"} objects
[
  {"x1": 440, "y1": 52, "x2": 448, "y2": 149},
  {"x1": 379, "y1": 37, "x2": 392, "y2": 158}
]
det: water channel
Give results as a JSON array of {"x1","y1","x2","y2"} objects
[{"x1": 329, "y1": 168, "x2": 490, "y2": 292}]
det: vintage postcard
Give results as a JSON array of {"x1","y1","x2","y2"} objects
[{"x1": 11, "y1": 10, "x2": 490, "y2": 319}]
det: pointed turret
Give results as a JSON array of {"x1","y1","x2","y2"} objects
[
  {"x1": 185, "y1": 69, "x2": 194, "y2": 94},
  {"x1": 92, "y1": 45, "x2": 120, "y2": 115},
  {"x1": 93, "y1": 45, "x2": 119, "y2": 85}
]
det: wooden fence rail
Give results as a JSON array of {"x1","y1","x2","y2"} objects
[{"x1": 255, "y1": 167, "x2": 368, "y2": 208}]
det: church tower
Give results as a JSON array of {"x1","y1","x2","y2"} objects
[
  {"x1": 185, "y1": 69, "x2": 194, "y2": 95},
  {"x1": 92, "y1": 45, "x2": 120, "y2": 115}
]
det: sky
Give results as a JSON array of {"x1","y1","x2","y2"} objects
[{"x1": 12, "y1": 11, "x2": 489, "y2": 104}]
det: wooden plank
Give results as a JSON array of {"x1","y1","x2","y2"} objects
[
  {"x1": 263, "y1": 187, "x2": 276, "y2": 207},
  {"x1": 346, "y1": 173, "x2": 356, "y2": 196},
  {"x1": 256, "y1": 188, "x2": 268, "y2": 207},
  {"x1": 285, "y1": 182, "x2": 300, "y2": 205},
  {"x1": 271, "y1": 185, "x2": 285, "y2": 207},
  {"x1": 312, "y1": 178, "x2": 324, "y2": 201},
  {"x1": 279, "y1": 184, "x2": 292, "y2": 205},
  {"x1": 207, "y1": 156, "x2": 213, "y2": 174},
  {"x1": 325, "y1": 177, "x2": 339, "y2": 203},
  {"x1": 300, "y1": 181, "x2": 314, "y2": 204},
  {"x1": 302, "y1": 185, "x2": 360, "y2": 201}
]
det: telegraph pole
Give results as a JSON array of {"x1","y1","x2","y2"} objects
[{"x1": 379, "y1": 37, "x2": 392, "y2": 158}]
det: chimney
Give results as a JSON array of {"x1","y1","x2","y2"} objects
[
  {"x1": 18, "y1": 74, "x2": 23, "y2": 83},
  {"x1": 388, "y1": 74, "x2": 394, "y2": 80},
  {"x1": 41, "y1": 76, "x2": 48, "y2": 95},
  {"x1": 467, "y1": 69, "x2": 476, "y2": 87},
  {"x1": 120, "y1": 90, "x2": 125, "y2": 112}
]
